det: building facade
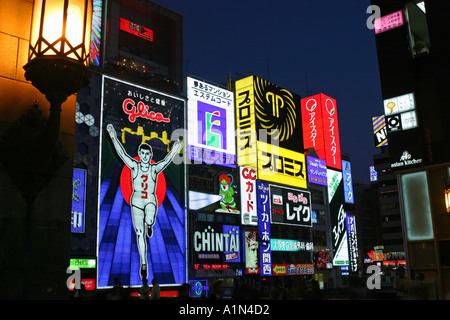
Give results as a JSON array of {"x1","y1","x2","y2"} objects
[{"x1": 371, "y1": 0, "x2": 450, "y2": 299}]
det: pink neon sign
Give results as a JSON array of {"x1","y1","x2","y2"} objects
[{"x1": 374, "y1": 10, "x2": 404, "y2": 34}]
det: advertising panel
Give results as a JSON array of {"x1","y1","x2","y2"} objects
[
  {"x1": 235, "y1": 76, "x2": 305, "y2": 188},
  {"x1": 188, "y1": 165, "x2": 240, "y2": 214},
  {"x1": 346, "y1": 215, "x2": 358, "y2": 272},
  {"x1": 342, "y1": 160, "x2": 354, "y2": 204},
  {"x1": 188, "y1": 279, "x2": 209, "y2": 298},
  {"x1": 89, "y1": 0, "x2": 103, "y2": 66},
  {"x1": 235, "y1": 76, "x2": 257, "y2": 168},
  {"x1": 71, "y1": 168, "x2": 87, "y2": 233},
  {"x1": 240, "y1": 167, "x2": 257, "y2": 225},
  {"x1": 257, "y1": 181, "x2": 272, "y2": 276},
  {"x1": 119, "y1": 18, "x2": 153, "y2": 42},
  {"x1": 301, "y1": 94, "x2": 342, "y2": 170},
  {"x1": 372, "y1": 115, "x2": 388, "y2": 147},
  {"x1": 272, "y1": 264, "x2": 314, "y2": 276},
  {"x1": 374, "y1": 10, "x2": 404, "y2": 34},
  {"x1": 270, "y1": 184, "x2": 312, "y2": 227},
  {"x1": 244, "y1": 230, "x2": 260, "y2": 274},
  {"x1": 186, "y1": 77, "x2": 236, "y2": 167},
  {"x1": 192, "y1": 223, "x2": 241, "y2": 263},
  {"x1": 97, "y1": 76, "x2": 186, "y2": 287},
  {"x1": 384, "y1": 93, "x2": 418, "y2": 132},
  {"x1": 306, "y1": 155, "x2": 327, "y2": 186},
  {"x1": 327, "y1": 169, "x2": 349, "y2": 266},
  {"x1": 270, "y1": 239, "x2": 314, "y2": 252}
]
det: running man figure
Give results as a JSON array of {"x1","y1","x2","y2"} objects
[{"x1": 106, "y1": 124, "x2": 181, "y2": 281}]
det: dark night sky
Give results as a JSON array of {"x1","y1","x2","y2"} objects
[{"x1": 153, "y1": 0, "x2": 383, "y2": 184}]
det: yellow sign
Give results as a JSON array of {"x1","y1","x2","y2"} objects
[
  {"x1": 257, "y1": 141, "x2": 306, "y2": 189},
  {"x1": 235, "y1": 76, "x2": 257, "y2": 168},
  {"x1": 235, "y1": 75, "x2": 306, "y2": 189}
]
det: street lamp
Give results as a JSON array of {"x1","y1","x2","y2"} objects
[
  {"x1": 23, "y1": 0, "x2": 92, "y2": 154},
  {"x1": 445, "y1": 186, "x2": 450, "y2": 213}
]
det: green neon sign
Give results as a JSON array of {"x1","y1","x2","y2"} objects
[{"x1": 70, "y1": 258, "x2": 96, "y2": 269}]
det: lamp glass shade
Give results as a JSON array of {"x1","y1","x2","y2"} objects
[
  {"x1": 29, "y1": 0, "x2": 92, "y2": 66},
  {"x1": 445, "y1": 188, "x2": 450, "y2": 213}
]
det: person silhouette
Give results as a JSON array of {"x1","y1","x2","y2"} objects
[{"x1": 106, "y1": 124, "x2": 181, "y2": 281}]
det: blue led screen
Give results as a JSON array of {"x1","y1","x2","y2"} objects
[{"x1": 97, "y1": 76, "x2": 186, "y2": 287}]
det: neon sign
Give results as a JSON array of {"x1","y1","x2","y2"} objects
[
  {"x1": 306, "y1": 156, "x2": 327, "y2": 186},
  {"x1": 122, "y1": 98, "x2": 170, "y2": 123},
  {"x1": 240, "y1": 167, "x2": 258, "y2": 225},
  {"x1": 374, "y1": 10, "x2": 404, "y2": 35},
  {"x1": 98, "y1": 76, "x2": 186, "y2": 288},
  {"x1": 235, "y1": 76, "x2": 305, "y2": 187},
  {"x1": 186, "y1": 77, "x2": 236, "y2": 167},
  {"x1": 270, "y1": 184, "x2": 312, "y2": 227},
  {"x1": 257, "y1": 181, "x2": 272, "y2": 276},
  {"x1": 301, "y1": 94, "x2": 342, "y2": 170},
  {"x1": 342, "y1": 160, "x2": 354, "y2": 204},
  {"x1": 71, "y1": 168, "x2": 86, "y2": 233},
  {"x1": 119, "y1": 18, "x2": 153, "y2": 42}
]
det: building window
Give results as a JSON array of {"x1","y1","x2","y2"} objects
[{"x1": 405, "y1": 1, "x2": 431, "y2": 57}]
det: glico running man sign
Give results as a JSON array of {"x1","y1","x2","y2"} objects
[{"x1": 97, "y1": 76, "x2": 186, "y2": 288}]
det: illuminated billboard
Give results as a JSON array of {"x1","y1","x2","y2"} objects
[
  {"x1": 327, "y1": 169, "x2": 349, "y2": 266},
  {"x1": 272, "y1": 264, "x2": 314, "y2": 276},
  {"x1": 306, "y1": 156, "x2": 327, "y2": 186},
  {"x1": 186, "y1": 77, "x2": 236, "y2": 167},
  {"x1": 89, "y1": 0, "x2": 103, "y2": 66},
  {"x1": 235, "y1": 76, "x2": 306, "y2": 188},
  {"x1": 71, "y1": 168, "x2": 87, "y2": 233},
  {"x1": 346, "y1": 215, "x2": 358, "y2": 272},
  {"x1": 192, "y1": 223, "x2": 241, "y2": 263},
  {"x1": 270, "y1": 184, "x2": 312, "y2": 227},
  {"x1": 271, "y1": 239, "x2": 314, "y2": 252},
  {"x1": 119, "y1": 18, "x2": 153, "y2": 42},
  {"x1": 301, "y1": 94, "x2": 342, "y2": 170},
  {"x1": 374, "y1": 10, "x2": 404, "y2": 34},
  {"x1": 240, "y1": 167, "x2": 257, "y2": 225},
  {"x1": 244, "y1": 230, "x2": 260, "y2": 274},
  {"x1": 342, "y1": 160, "x2": 354, "y2": 204},
  {"x1": 97, "y1": 75, "x2": 186, "y2": 287},
  {"x1": 372, "y1": 115, "x2": 388, "y2": 147},
  {"x1": 384, "y1": 93, "x2": 418, "y2": 133},
  {"x1": 257, "y1": 181, "x2": 272, "y2": 276},
  {"x1": 188, "y1": 166, "x2": 239, "y2": 214}
]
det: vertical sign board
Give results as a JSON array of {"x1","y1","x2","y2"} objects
[
  {"x1": 71, "y1": 168, "x2": 87, "y2": 233},
  {"x1": 186, "y1": 77, "x2": 236, "y2": 167},
  {"x1": 257, "y1": 181, "x2": 272, "y2": 276},
  {"x1": 235, "y1": 76, "x2": 306, "y2": 189},
  {"x1": 342, "y1": 160, "x2": 354, "y2": 204},
  {"x1": 327, "y1": 169, "x2": 349, "y2": 266},
  {"x1": 301, "y1": 94, "x2": 342, "y2": 170},
  {"x1": 97, "y1": 75, "x2": 186, "y2": 287},
  {"x1": 270, "y1": 185, "x2": 312, "y2": 227},
  {"x1": 235, "y1": 76, "x2": 257, "y2": 168},
  {"x1": 372, "y1": 115, "x2": 388, "y2": 147},
  {"x1": 240, "y1": 167, "x2": 258, "y2": 225},
  {"x1": 244, "y1": 230, "x2": 260, "y2": 274},
  {"x1": 346, "y1": 215, "x2": 358, "y2": 272},
  {"x1": 89, "y1": 0, "x2": 103, "y2": 66}
]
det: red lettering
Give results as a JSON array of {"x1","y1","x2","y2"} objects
[
  {"x1": 242, "y1": 168, "x2": 256, "y2": 180},
  {"x1": 122, "y1": 98, "x2": 170, "y2": 123}
]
